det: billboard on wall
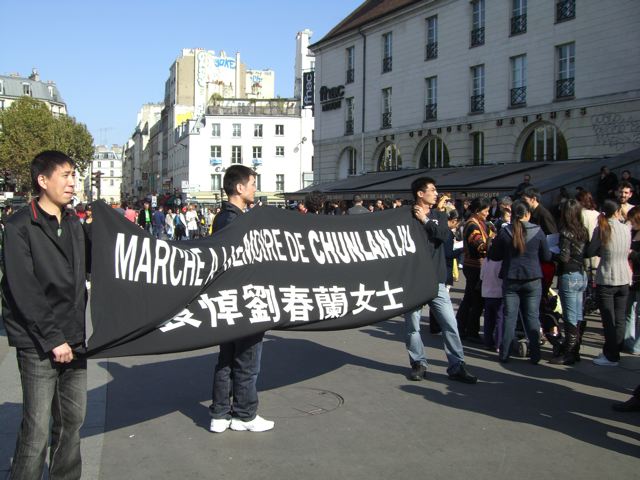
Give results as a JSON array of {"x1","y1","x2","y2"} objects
[{"x1": 303, "y1": 71, "x2": 314, "y2": 107}]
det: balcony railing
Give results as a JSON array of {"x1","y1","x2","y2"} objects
[
  {"x1": 345, "y1": 119, "x2": 354, "y2": 135},
  {"x1": 470, "y1": 94, "x2": 485, "y2": 113},
  {"x1": 556, "y1": 77, "x2": 575, "y2": 99},
  {"x1": 346, "y1": 68, "x2": 355, "y2": 84},
  {"x1": 556, "y1": 0, "x2": 575, "y2": 22},
  {"x1": 382, "y1": 56, "x2": 392, "y2": 73},
  {"x1": 425, "y1": 42, "x2": 438, "y2": 60},
  {"x1": 206, "y1": 100, "x2": 300, "y2": 117},
  {"x1": 511, "y1": 14, "x2": 527, "y2": 35},
  {"x1": 510, "y1": 86, "x2": 527, "y2": 106},
  {"x1": 470, "y1": 27, "x2": 485, "y2": 47},
  {"x1": 382, "y1": 112, "x2": 392, "y2": 129},
  {"x1": 424, "y1": 103, "x2": 437, "y2": 121}
]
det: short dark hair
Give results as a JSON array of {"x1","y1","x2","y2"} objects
[
  {"x1": 522, "y1": 186, "x2": 541, "y2": 202},
  {"x1": 618, "y1": 180, "x2": 634, "y2": 191},
  {"x1": 223, "y1": 165, "x2": 256, "y2": 197},
  {"x1": 353, "y1": 194, "x2": 362, "y2": 203},
  {"x1": 31, "y1": 150, "x2": 75, "y2": 194},
  {"x1": 304, "y1": 191, "x2": 326, "y2": 214},
  {"x1": 411, "y1": 177, "x2": 436, "y2": 200},
  {"x1": 469, "y1": 196, "x2": 491, "y2": 213}
]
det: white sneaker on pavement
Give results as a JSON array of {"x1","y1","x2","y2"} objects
[
  {"x1": 592, "y1": 353, "x2": 619, "y2": 367},
  {"x1": 209, "y1": 418, "x2": 231, "y2": 433},
  {"x1": 230, "y1": 415, "x2": 274, "y2": 432}
]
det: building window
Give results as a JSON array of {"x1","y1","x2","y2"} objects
[
  {"x1": 419, "y1": 137, "x2": 450, "y2": 168},
  {"x1": 110, "y1": 161, "x2": 114, "y2": 168},
  {"x1": 47, "y1": 85, "x2": 55, "y2": 98},
  {"x1": 22, "y1": 83, "x2": 32, "y2": 96},
  {"x1": 382, "y1": 32, "x2": 392, "y2": 73},
  {"x1": 556, "y1": 0, "x2": 575, "y2": 23},
  {"x1": 470, "y1": 65, "x2": 485, "y2": 113},
  {"x1": 0, "y1": 99, "x2": 5, "y2": 110},
  {"x1": 110, "y1": 179, "x2": 114, "y2": 186},
  {"x1": 511, "y1": 0, "x2": 527, "y2": 35},
  {"x1": 521, "y1": 124, "x2": 568, "y2": 161},
  {"x1": 471, "y1": 0, "x2": 485, "y2": 47},
  {"x1": 276, "y1": 174, "x2": 285, "y2": 191},
  {"x1": 0, "y1": 80, "x2": 4, "y2": 95},
  {"x1": 472, "y1": 132, "x2": 485, "y2": 165},
  {"x1": 425, "y1": 16, "x2": 438, "y2": 60},
  {"x1": 211, "y1": 145, "x2": 221, "y2": 158},
  {"x1": 252, "y1": 146, "x2": 262, "y2": 159},
  {"x1": 425, "y1": 77, "x2": 437, "y2": 121},
  {"x1": 256, "y1": 174, "x2": 262, "y2": 191},
  {"x1": 378, "y1": 144, "x2": 402, "y2": 171},
  {"x1": 212, "y1": 123, "x2": 221, "y2": 137},
  {"x1": 97, "y1": 161, "x2": 101, "y2": 168},
  {"x1": 348, "y1": 148, "x2": 357, "y2": 175},
  {"x1": 345, "y1": 97, "x2": 354, "y2": 135},
  {"x1": 510, "y1": 55, "x2": 527, "y2": 107},
  {"x1": 346, "y1": 46, "x2": 355, "y2": 84},
  {"x1": 110, "y1": 170, "x2": 114, "y2": 177},
  {"x1": 276, "y1": 146, "x2": 284, "y2": 156},
  {"x1": 231, "y1": 146, "x2": 242, "y2": 164},
  {"x1": 232, "y1": 123, "x2": 241, "y2": 137},
  {"x1": 211, "y1": 174, "x2": 221, "y2": 192},
  {"x1": 382, "y1": 88, "x2": 392, "y2": 129},
  {"x1": 556, "y1": 43, "x2": 575, "y2": 99},
  {"x1": 275, "y1": 124, "x2": 284, "y2": 136},
  {"x1": 254, "y1": 124, "x2": 263, "y2": 137}
]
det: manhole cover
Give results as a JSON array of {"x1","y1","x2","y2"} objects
[{"x1": 260, "y1": 386, "x2": 344, "y2": 419}]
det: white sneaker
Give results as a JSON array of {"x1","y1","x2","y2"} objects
[
  {"x1": 592, "y1": 353, "x2": 619, "y2": 367},
  {"x1": 230, "y1": 415, "x2": 274, "y2": 432},
  {"x1": 209, "y1": 418, "x2": 231, "y2": 433}
]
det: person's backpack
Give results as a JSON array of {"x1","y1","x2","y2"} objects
[{"x1": 174, "y1": 214, "x2": 183, "y2": 227}]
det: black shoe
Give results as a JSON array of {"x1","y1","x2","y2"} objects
[
  {"x1": 612, "y1": 396, "x2": 640, "y2": 412},
  {"x1": 448, "y1": 363, "x2": 478, "y2": 384},
  {"x1": 408, "y1": 363, "x2": 427, "y2": 381}
]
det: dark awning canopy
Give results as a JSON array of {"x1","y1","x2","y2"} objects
[{"x1": 286, "y1": 148, "x2": 640, "y2": 204}]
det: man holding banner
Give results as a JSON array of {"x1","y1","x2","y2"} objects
[
  {"x1": 403, "y1": 177, "x2": 478, "y2": 384},
  {"x1": 2, "y1": 151, "x2": 88, "y2": 479},
  {"x1": 208, "y1": 165, "x2": 275, "y2": 433}
]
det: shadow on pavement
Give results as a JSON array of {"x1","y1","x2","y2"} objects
[
  {"x1": 89, "y1": 336, "x2": 404, "y2": 435},
  {"x1": 401, "y1": 361, "x2": 640, "y2": 458}
]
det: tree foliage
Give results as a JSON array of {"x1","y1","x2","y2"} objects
[{"x1": 0, "y1": 97, "x2": 94, "y2": 191}]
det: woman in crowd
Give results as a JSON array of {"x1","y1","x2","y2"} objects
[
  {"x1": 550, "y1": 199, "x2": 589, "y2": 365},
  {"x1": 623, "y1": 206, "x2": 640, "y2": 354},
  {"x1": 165, "y1": 208, "x2": 175, "y2": 240},
  {"x1": 586, "y1": 199, "x2": 631, "y2": 366},
  {"x1": 494, "y1": 201, "x2": 551, "y2": 364},
  {"x1": 456, "y1": 197, "x2": 492, "y2": 341}
]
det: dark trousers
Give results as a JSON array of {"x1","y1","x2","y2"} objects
[
  {"x1": 10, "y1": 348, "x2": 87, "y2": 480},
  {"x1": 500, "y1": 279, "x2": 542, "y2": 362},
  {"x1": 483, "y1": 297, "x2": 504, "y2": 349},
  {"x1": 210, "y1": 332, "x2": 264, "y2": 421},
  {"x1": 597, "y1": 284, "x2": 629, "y2": 361},
  {"x1": 457, "y1": 266, "x2": 483, "y2": 337}
]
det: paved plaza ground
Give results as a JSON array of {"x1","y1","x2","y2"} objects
[{"x1": 1, "y1": 283, "x2": 639, "y2": 479}]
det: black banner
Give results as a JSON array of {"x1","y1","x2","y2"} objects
[
  {"x1": 86, "y1": 202, "x2": 438, "y2": 358},
  {"x1": 302, "y1": 71, "x2": 314, "y2": 107}
]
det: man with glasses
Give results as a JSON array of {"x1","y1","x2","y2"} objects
[{"x1": 403, "y1": 177, "x2": 478, "y2": 384}]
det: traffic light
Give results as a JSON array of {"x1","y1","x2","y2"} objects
[{"x1": 92, "y1": 171, "x2": 102, "y2": 199}]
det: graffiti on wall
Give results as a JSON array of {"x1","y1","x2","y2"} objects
[{"x1": 591, "y1": 113, "x2": 640, "y2": 150}]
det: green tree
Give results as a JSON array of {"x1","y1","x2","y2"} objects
[{"x1": 0, "y1": 96, "x2": 94, "y2": 192}]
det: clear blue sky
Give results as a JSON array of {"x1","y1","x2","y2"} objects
[{"x1": 1, "y1": 0, "x2": 363, "y2": 146}]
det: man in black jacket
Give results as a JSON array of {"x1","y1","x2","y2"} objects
[
  {"x1": 209, "y1": 165, "x2": 274, "y2": 433},
  {"x1": 1, "y1": 151, "x2": 88, "y2": 479},
  {"x1": 402, "y1": 177, "x2": 477, "y2": 384},
  {"x1": 522, "y1": 187, "x2": 558, "y2": 235}
]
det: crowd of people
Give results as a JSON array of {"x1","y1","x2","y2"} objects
[{"x1": 1, "y1": 150, "x2": 639, "y2": 479}]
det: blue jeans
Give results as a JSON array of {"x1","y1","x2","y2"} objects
[
  {"x1": 10, "y1": 348, "x2": 87, "y2": 480},
  {"x1": 500, "y1": 279, "x2": 542, "y2": 362},
  {"x1": 624, "y1": 289, "x2": 640, "y2": 353},
  {"x1": 210, "y1": 332, "x2": 264, "y2": 421},
  {"x1": 404, "y1": 283, "x2": 465, "y2": 374},
  {"x1": 483, "y1": 297, "x2": 503, "y2": 349},
  {"x1": 558, "y1": 271, "x2": 587, "y2": 326}
]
